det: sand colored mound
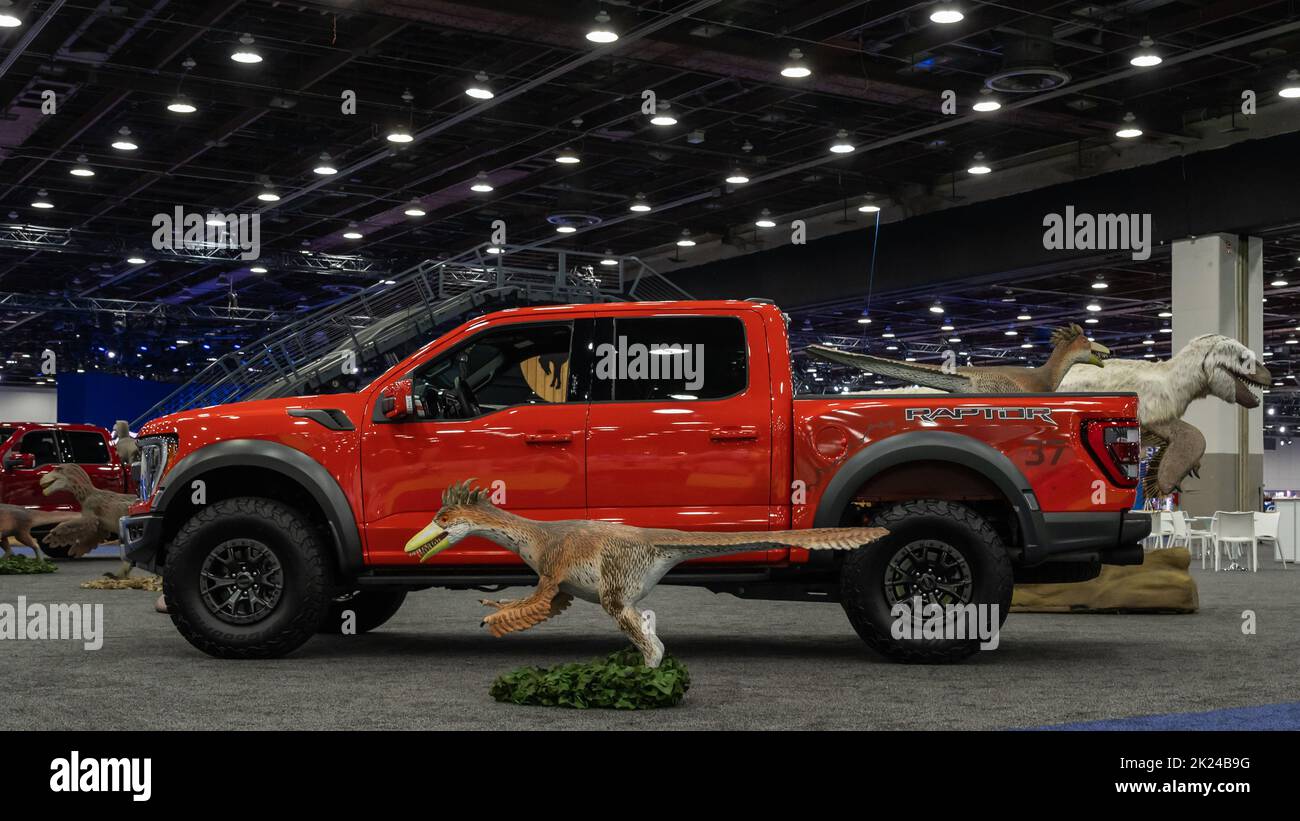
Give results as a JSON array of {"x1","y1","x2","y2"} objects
[
  {"x1": 1012, "y1": 547, "x2": 1198, "y2": 613},
  {"x1": 80, "y1": 575, "x2": 163, "y2": 591}
]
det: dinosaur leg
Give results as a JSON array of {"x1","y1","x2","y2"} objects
[
  {"x1": 1144, "y1": 419, "x2": 1206, "y2": 497},
  {"x1": 480, "y1": 576, "x2": 571, "y2": 637},
  {"x1": 601, "y1": 591, "x2": 665, "y2": 668},
  {"x1": 1, "y1": 535, "x2": 11, "y2": 559},
  {"x1": 15, "y1": 529, "x2": 48, "y2": 563}
]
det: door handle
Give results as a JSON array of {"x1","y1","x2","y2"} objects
[
  {"x1": 525, "y1": 431, "x2": 573, "y2": 445},
  {"x1": 710, "y1": 426, "x2": 759, "y2": 442}
]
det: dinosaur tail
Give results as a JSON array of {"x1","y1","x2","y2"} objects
[
  {"x1": 652, "y1": 526, "x2": 888, "y2": 558},
  {"x1": 27, "y1": 510, "x2": 81, "y2": 528}
]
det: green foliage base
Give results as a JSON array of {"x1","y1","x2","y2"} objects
[
  {"x1": 0, "y1": 555, "x2": 58, "y2": 574},
  {"x1": 490, "y1": 647, "x2": 690, "y2": 709}
]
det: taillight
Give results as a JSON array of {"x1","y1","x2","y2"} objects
[{"x1": 1082, "y1": 419, "x2": 1140, "y2": 487}]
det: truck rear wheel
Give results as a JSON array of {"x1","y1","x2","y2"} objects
[
  {"x1": 840, "y1": 500, "x2": 1013, "y2": 663},
  {"x1": 164, "y1": 497, "x2": 331, "y2": 659},
  {"x1": 319, "y1": 589, "x2": 407, "y2": 634}
]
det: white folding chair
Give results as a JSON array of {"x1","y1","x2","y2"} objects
[
  {"x1": 1171, "y1": 511, "x2": 1210, "y2": 556},
  {"x1": 1149, "y1": 511, "x2": 1175, "y2": 550},
  {"x1": 1253, "y1": 511, "x2": 1286, "y2": 570},
  {"x1": 1211, "y1": 511, "x2": 1257, "y2": 572}
]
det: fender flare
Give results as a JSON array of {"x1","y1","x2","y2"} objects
[
  {"x1": 154, "y1": 439, "x2": 363, "y2": 574},
  {"x1": 812, "y1": 430, "x2": 1048, "y2": 565}
]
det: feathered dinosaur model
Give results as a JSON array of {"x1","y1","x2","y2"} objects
[
  {"x1": 0, "y1": 505, "x2": 79, "y2": 562},
  {"x1": 1059, "y1": 333, "x2": 1270, "y2": 498},
  {"x1": 404, "y1": 481, "x2": 887, "y2": 667},
  {"x1": 807, "y1": 323, "x2": 1109, "y2": 393},
  {"x1": 39, "y1": 464, "x2": 136, "y2": 578},
  {"x1": 113, "y1": 420, "x2": 139, "y2": 465}
]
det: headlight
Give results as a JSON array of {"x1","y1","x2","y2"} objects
[{"x1": 137, "y1": 434, "x2": 179, "y2": 502}]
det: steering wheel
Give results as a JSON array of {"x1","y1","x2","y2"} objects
[{"x1": 453, "y1": 352, "x2": 481, "y2": 417}]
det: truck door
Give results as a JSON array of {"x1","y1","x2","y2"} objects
[
  {"x1": 584, "y1": 311, "x2": 776, "y2": 563},
  {"x1": 4, "y1": 429, "x2": 64, "y2": 509},
  {"x1": 360, "y1": 317, "x2": 592, "y2": 565},
  {"x1": 56, "y1": 430, "x2": 125, "y2": 494}
]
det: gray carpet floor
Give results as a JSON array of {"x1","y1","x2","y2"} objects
[{"x1": 2, "y1": 555, "x2": 1297, "y2": 730}]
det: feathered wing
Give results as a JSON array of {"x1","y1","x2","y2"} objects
[
  {"x1": 652, "y1": 526, "x2": 887, "y2": 557},
  {"x1": 44, "y1": 515, "x2": 106, "y2": 558},
  {"x1": 481, "y1": 577, "x2": 572, "y2": 637},
  {"x1": 805, "y1": 345, "x2": 970, "y2": 392}
]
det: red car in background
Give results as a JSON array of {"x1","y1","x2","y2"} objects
[{"x1": 0, "y1": 422, "x2": 131, "y2": 554}]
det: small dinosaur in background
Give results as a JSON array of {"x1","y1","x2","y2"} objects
[
  {"x1": 404, "y1": 481, "x2": 887, "y2": 667},
  {"x1": 113, "y1": 420, "x2": 139, "y2": 465},
  {"x1": 807, "y1": 323, "x2": 1108, "y2": 393},
  {"x1": 0, "y1": 505, "x2": 79, "y2": 562},
  {"x1": 39, "y1": 464, "x2": 136, "y2": 578}
]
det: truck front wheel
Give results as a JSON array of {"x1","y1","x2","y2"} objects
[
  {"x1": 164, "y1": 497, "x2": 331, "y2": 659},
  {"x1": 840, "y1": 500, "x2": 1013, "y2": 663}
]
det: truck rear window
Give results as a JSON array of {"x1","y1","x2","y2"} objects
[
  {"x1": 604, "y1": 316, "x2": 748, "y2": 401},
  {"x1": 59, "y1": 431, "x2": 111, "y2": 464},
  {"x1": 0, "y1": 427, "x2": 14, "y2": 444}
]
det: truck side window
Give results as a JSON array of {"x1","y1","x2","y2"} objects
[
  {"x1": 605, "y1": 316, "x2": 747, "y2": 401},
  {"x1": 59, "y1": 431, "x2": 111, "y2": 464},
  {"x1": 412, "y1": 322, "x2": 573, "y2": 420},
  {"x1": 18, "y1": 431, "x2": 60, "y2": 468}
]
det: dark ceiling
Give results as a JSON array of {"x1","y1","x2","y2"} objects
[{"x1": 3, "y1": 0, "x2": 1300, "y2": 417}]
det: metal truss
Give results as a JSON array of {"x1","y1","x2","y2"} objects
[{"x1": 0, "y1": 291, "x2": 280, "y2": 323}]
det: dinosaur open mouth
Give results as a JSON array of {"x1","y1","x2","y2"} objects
[
  {"x1": 1225, "y1": 364, "x2": 1269, "y2": 408},
  {"x1": 404, "y1": 522, "x2": 451, "y2": 563}
]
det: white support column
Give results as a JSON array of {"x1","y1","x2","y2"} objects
[{"x1": 1171, "y1": 234, "x2": 1264, "y2": 515}]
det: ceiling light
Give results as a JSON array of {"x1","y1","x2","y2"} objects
[
  {"x1": 230, "y1": 33, "x2": 262, "y2": 64},
  {"x1": 313, "y1": 153, "x2": 337, "y2": 175},
  {"x1": 1091, "y1": 277, "x2": 1108, "y2": 289},
  {"x1": 1021, "y1": 342, "x2": 1033, "y2": 349},
  {"x1": 250, "y1": 265, "x2": 267, "y2": 274},
  {"x1": 1086, "y1": 302, "x2": 1102, "y2": 312},
  {"x1": 948, "y1": 337, "x2": 961, "y2": 343},
  {"x1": 256, "y1": 187, "x2": 280, "y2": 202},
  {"x1": 650, "y1": 101, "x2": 677, "y2": 126},
  {"x1": 858, "y1": 195, "x2": 881, "y2": 213},
  {"x1": 882, "y1": 330, "x2": 895, "y2": 339},
  {"x1": 555, "y1": 147, "x2": 581, "y2": 164},
  {"x1": 1143, "y1": 353, "x2": 1154, "y2": 358},
  {"x1": 1115, "y1": 112, "x2": 1142, "y2": 139},
  {"x1": 1017, "y1": 312, "x2": 1032, "y2": 321},
  {"x1": 929, "y1": 301, "x2": 944, "y2": 314},
  {"x1": 972, "y1": 88, "x2": 1001, "y2": 112},
  {"x1": 343, "y1": 222, "x2": 363, "y2": 239},
  {"x1": 929, "y1": 4, "x2": 963, "y2": 24},
  {"x1": 167, "y1": 94, "x2": 197, "y2": 113},
  {"x1": 629, "y1": 193, "x2": 651, "y2": 212},
  {"x1": 126, "y1": 256, "x2": 147, "y2": 265},
  {"x1": 555, "y1": 225, "x2": 577, "y2": 234},
  {"x1": 386, "y1": 126, "x2": 413, "y2": 143},
  {"x1": 586, "y1": 10, "x2": 618, "y2": 44},
  {"x1": 69, "y1": 155, "x2": 94, "y2": 176},
  {"x1": 111, "y1": 127, "x2": 137, "y2": 151},
  {"x1": 857, "y1": 317, "x2": 872, "y2": 325},
  {"x1": 1143, "y1": 337, "x2": 1155, "y2": 345},
  {"x1": 676, "y1": 230, "x2": 696, "y2": 247},
  {"x1": 885, "y1": 345, "x2": 899, "y2": 351},
  {"x1": 1130, "y1": 36, "x2": 1161, "y2": 67},
  {"x1": 205, "y1": 211, "x2": 225, "y2": 226},
  {"x1": 403, "y1": 199, "x2": 426, "y2": 217},
  {"x1": 30, "y1": 189, "x2": 53, "y2": 209},
  {"x1": 1004, "y1": 330, "x2": 1018, "y2": 336},
  {"x1": 1159, "y1": 327, "x2": 1173, "y2": 333},
  {"x1": 1158, "y1": 309, "x2": 1173, "y2": 318},
  {"x1": 470, "y1": 171, "x2": 494, "y2": 192},
  {"x1": 725, "y1": 168, "x2": 750, "y2": 185},
  {"x1": 465, "y1": 72, "x2": 494, "y2": 100},
  {"x1": 781, "y1": 48, "x2": 811, "y2": 79},
  {"x1": 600, "y1": 251, "x2": 618, "y2": 266},
  {"x1": 0, "y1": 0, "x2": 21, "y2": 27},
  {"x1": 941, "y1": 322, "x2": 954, "y2": 331},
  {"x1": 967, "y1": 152, "x2": 991, "y2": 174},
  {"x1": 754, "y1": 208, "x2": 776, "y2": 229},
  {"x1": 1280, "y1": 70, "x2": 1300, "y2": 99},
  {"x1": 829, "y1": 129, "x2": 855, "y2": 154},
  {"x1": 1273, "y1": 278, "x2": 1289, "y2": 287},
  {"x1": 1085, "y1": 317, "x2": 1099, "y2": 324},
  {"x1": 486, "y1": 246, "x2": 503, "y2": 255}
]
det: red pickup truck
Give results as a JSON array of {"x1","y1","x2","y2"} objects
[
  {"x1": 2, "y1": 422, "x2": 130, "y2": 556},
  {"x1": 122, "y1": 300, "x2": 1149, "y2": 661}
]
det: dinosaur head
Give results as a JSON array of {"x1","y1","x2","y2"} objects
[
  {"x1": 404, "y1": 480, "x2": 501, "y2": 562},
  {"x1": 39, "y1": 464, "x2": 93, "y2": 497},
  {"x1": 1050, "y1": 323, "x2": 1109, "y2": 367},
  {"x1": 113, "y1": 420, "x2": 130, "y2": 438},
  {"x1": 1188, "y1": 334, "x2": 1271, "y2": 408}
]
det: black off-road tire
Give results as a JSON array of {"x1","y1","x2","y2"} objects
[
  {"x1": 840, "y1": 500, "x2": 1013, "y2": 663},
  {"x1": 164, "y1": 497, "x2": 331, "y2": 659},
  {"x1": 318, "y1": 589, "x2": 407, "y2": 634}
]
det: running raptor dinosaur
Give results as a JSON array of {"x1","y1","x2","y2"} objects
[
  {"x1": 404, "y1": 481, "x2": 887, "y2": 667},
  {"x1": 0, "y1": 505, "x2": 79, "y2": 562},
  {"x1": 39, "y1": 464, "x2": 137, "y2": 578},
  {"x1": 807, "y1": 323, "x2": 1108, "y2": 393}
]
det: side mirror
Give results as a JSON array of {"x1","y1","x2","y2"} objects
[
  {"x1": 380, "y1": 378, "x2": 415, "y2": 420},
  {"x1": 3, "y1": 451, "x2": 35, "y2": 470}
]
